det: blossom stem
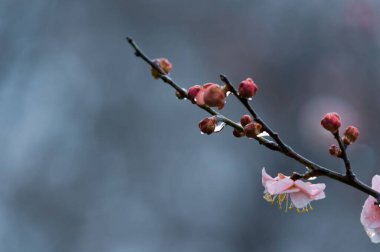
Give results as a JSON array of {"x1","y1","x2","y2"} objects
[
  {"x1": 127, "y1": 36, "x2": 380, "y2": 203},
  {"x1": 333, "y1": 131, "x2": 354, "y2": 178}
]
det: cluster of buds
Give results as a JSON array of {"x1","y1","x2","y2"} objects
[
  {"x1": 130, "y1": 38, "x2": 380, "y2": 243},
  {"x1": 188, "y1": 78, "x2": 259, "y2": 135},
  {"x1": 321, "y1": 112, "x2": 360, "y2": 157},
  {"x1": 149, "y1": 58, "x2": 261, "y2": 136},
  {"x1": 232, "y1": 114, "x2": 263, "y2": 138}
]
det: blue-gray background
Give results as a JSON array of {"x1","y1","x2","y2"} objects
[{"x1": 1, "y1": 0, "x2": 380, "y2": 251}]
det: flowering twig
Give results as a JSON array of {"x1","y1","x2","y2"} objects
[
  {"x1": 126, "y1": 37, "x2": 380, "y2": 204},
  {"x1": 220, "y1": 74, "x2": 290, "y2": 152},
  {"x1": 126, "y1": 37, "x2": 279, "y2": 151}
]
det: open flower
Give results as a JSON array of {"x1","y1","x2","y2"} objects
[
  {"x1": 262, "y1": 168, "x2": 326, "y2": 212},
  {"x1": 360, "y1": 175, "x2": 380, "y2": 243}
]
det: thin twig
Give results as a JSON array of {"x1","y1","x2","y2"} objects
[
  {"x1": 126, "y1": 37, "x2": 279, "y2": 151},
  {"x1": 126, "y1": 36, "x2": 380, "y2": 203},
  {"x1": 333, "y1": 132, "x2": 354, "y2": 178},
  {"x1": 220, "y1": 74, "x2": 290, "y2": 152}
]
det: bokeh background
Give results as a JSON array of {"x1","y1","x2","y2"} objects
[{"x1": 1, "y1": 0, "x2": 380, "y2": 251}]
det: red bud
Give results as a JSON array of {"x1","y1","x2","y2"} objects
[
  {"x1": 240, "y1": 114, "x2": 253, "y2": 127},
  {"x1": 329, "y1": 144, "x2": 342, "y2": 157},
  {"x1": 343, "y1": 126, "x2": 359, "y2": 144},
  {"x1": 238, "y1": 78, "x2": 258, "y2": 99},
  {"x1": 188, "y1": 85, "x2": 202, "y2": 102},
  {"x1": 199, "y1": 116, "x2": 217, "y2": 135},
  {"x1": 321, "y1": 112, "x2": 341, "y2": 133},
  {"x1": 233, "y1": 129, "x2": 245, "y2": 138},
  {"x1": 151, "y1": 58, "x2": 172, "y2": 79},
  {"x1": 244, "y1": 122, "x2": 263, "y2": 138},
  {"x1": 202, "y1": 83, "x2": 226, "y2": 109}
]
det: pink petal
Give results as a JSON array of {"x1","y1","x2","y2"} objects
[
  {"x1": 294, "y1": 180, "x2": 326, "y2": 196},
  {"x1": 311, "y1": 191, "x2": 325, "y2": 200},
  {"x1": 372, "y1": 175, "x2": 380, "y2": 192},
  {"x1": 364, "y1": 227, "x2": 380, "y2": 243},
  {"x1": 266, "y1": 178, "x2": 294, "y2": 195},
  {"x1": 261, "y1": 168, "x2": 273, "y2": 187},
  {"x1": 361, "y1": 196, "x2": 380, "y2": 229},
  {"x1": 289, "y1": 191, "x2": 311, "y2": 208}
]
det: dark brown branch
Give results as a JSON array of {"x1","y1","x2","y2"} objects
[
  {"x1": 220, "y1": 74, "x2": 290, "y2": 153},
  {"x1": 333, "y1": 131, "x2": 354, "y2": 178},
  {"x1": 126, "y1": 36, "x2": 380, "y2": 203},
  {"x1": 126, "y1": 37, "x2": 280, "y2": 151}
]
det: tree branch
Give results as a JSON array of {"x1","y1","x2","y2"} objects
[
  {"x1": 333, "y1": 131, "x2": 354, "y2": 178},
  {"x1": 126, "y1": 36, "x2": 380, "y2": 204}
]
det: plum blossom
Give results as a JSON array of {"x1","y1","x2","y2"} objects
[
  {"x1": 360, "y1": 175, "x2": 380, "y2": 243},
  {"x1": 262, "y1": 168, "x2": 326, "y2": 212}
]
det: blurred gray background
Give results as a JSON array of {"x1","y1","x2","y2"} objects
[{"x1": 1, "y1": 0, "x2": 380, "y2": 251}]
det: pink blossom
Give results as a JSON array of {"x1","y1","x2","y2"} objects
[
  {"x1": 262, "y1": 168, "x2": 326, "y2": 211},
  {"x1": 360, "y1": 175, "x2": 380, "y2": 243}
]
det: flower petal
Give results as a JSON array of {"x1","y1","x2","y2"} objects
[
  {"x1": 294, "y1": 180, "x2": 326, "y2": 196},
  {"x1": 361, "y1": 196, "x2": 380, "y2": 229},
  {"x1": 372, "y1": 175, "x2": 380, "y2": 192},
  {"x1": 261, "y1": 168, "x2": 273, "y2": 187},
  {"x1": 266, "y1": 178, "x2": 294, "y2": 195},
  {"x1": 364, "y1": 227, "x2": 380, "y2": 243},
  {"x1": 289, "y1": 191, "x2": 312, "y2": 209}
]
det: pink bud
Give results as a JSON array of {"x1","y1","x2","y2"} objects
[
  {"x1": 151, "y1": 58, "x2": 172, "y2": 79},
  {"x1": 343, "y1": 125, "x2": 360, "y2": 144},
  {"x1": 199, "y1": 116, "x2": 217, "y2": 135},
  {"x1": 202, "y1": 83, "x2": 226, "y2": 109},
  {"x1": 188, "y1": 85, "x2": 202, "y2": 103},
  {"x1": 329, "y1": 144, "x2": 342, "y2": 157},
  {"x1": 238, "y1": 78, "x2": 258, "y2": 99},
  {"x1": 321, "y1": 112, "x2": 341, "y2": 133},
  {"x1": 244, "y1": 122, "x2": 263, "y2": 138},
  {"x1": 233, "y1": 129, "x2": 245, "y2": 138},
  {"x1": 240, "y1": 114, "x2": 253, "y2": 127}
]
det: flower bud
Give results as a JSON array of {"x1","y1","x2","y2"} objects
[
  {"x1": 321, "y1": 112, "x2": 341, "y2": 133},
  {"x1": 199, "y1": 116, "x2": 217, "y2": 135},
  {"x1": 240, "y1": 114, "x2": 253, "y2": 127},
  {"x1": 151, "y1": 58, "x2": 172, "y2": 79},
  {"x1": 233, "y1": 129, "x2": 245, "y2": 138},
  {"x1": 203, "y1": 83, "x2": 226, "y2": 109},
  {"x1": 343, "y1": 125, "x2": 360, "y2": 144},
  {"x1": 188, "y1": 85, "x2": 202, "y2": 102},
  {"x1": 244, "y1": 122, "x2": 263, "y2": 138},
  {"x1": 329, "y1": 144, "x2": 342, "y2": 157},
  {"x1": 238, "y1": 78, "x2": 258, "y2": 99}
]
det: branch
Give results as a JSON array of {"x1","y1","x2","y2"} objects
[
  {"x1": 126, "y1": 36, "x2": 380, "y2": 203},
  {"x1": 334, "y1": 131, "x2": 354, "y2": 178},
  {"x1": 220, "y1": 74, "x2": 290, "y2": 152},
  {"x1": 126, "y1": 37, "x2": 280, "y2": 151}
]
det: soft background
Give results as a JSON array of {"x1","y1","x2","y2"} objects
[{"x1": 1, "y1": 0, "x2": 380, "y2": 251}]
